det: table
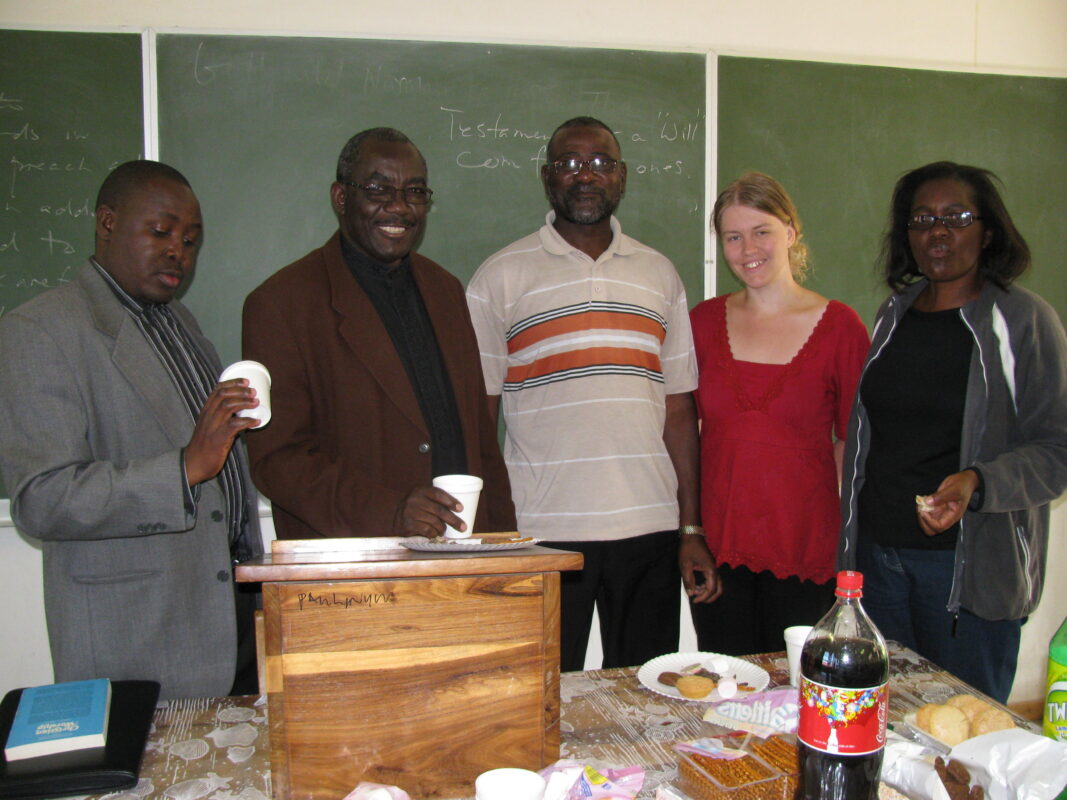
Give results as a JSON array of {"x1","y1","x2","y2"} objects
[{"x1": 97, "y1": 643, "x2": 1036, "y2": 800}]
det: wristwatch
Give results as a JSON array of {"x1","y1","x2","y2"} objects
[{"x1": 679, "y1": 525, "x2": 705, "y2": 536}]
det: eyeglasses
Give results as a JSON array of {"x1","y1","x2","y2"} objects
[
  {"x1": 906, "y1": 211, "x2": 982, "y2": 231},
  {"x1": 346, "y1": 182, "x2": 434, "y2": 205},
  {"x1": 549, "y1": 156, "x2": 619, "y2": 175}
]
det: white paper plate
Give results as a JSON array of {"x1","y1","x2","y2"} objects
[
  {"x1": 637, "y1": 651, "x2": 770, "y2": 702},
  {"x1": 400, "y1": 537, "x2": 540, "y2": 553}
]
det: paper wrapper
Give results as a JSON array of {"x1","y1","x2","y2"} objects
[
  {"x1": 540, "y1": 759, "x2": 644, "y2": 800},
  {"x1": 882, "y1": 728, "x2": 1067, "y2": 800},
  {"x1": 701, "y1": 686, "x2": 799, "y2": 737}
]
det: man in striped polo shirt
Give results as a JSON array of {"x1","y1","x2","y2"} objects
[{"x1": 467, "y1": 117, "x2": 720, "y2": 671}]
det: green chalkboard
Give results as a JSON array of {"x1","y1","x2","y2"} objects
[
  {"x1": 0, "y1": 29, "x2": 144, "y2": 318},
  {"x1": 716, "y1": 56, "x2": 1067, "y2": 327},
  {"x1": 156, "y1": 34, "x2": 706, "y2": 366}
]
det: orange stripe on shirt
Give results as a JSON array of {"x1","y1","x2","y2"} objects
[
  {"x1": 508, "y1": 310, "x2": 665, "y2": 354},
  {"x1": 505, "y1": 346, "x2": 662, "y2": 384}
]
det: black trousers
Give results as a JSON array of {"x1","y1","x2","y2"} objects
[
  {"x1": 229, "y1": 579, "x2": 260, "y2": 696},
  {"x1": 552, "y1": 530, "x2": 680, "y2": 672},
  {"x1": 690, "y1": 563, "x2": 834, "y2": 656}
]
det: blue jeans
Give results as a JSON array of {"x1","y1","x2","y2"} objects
[{"x1": 855, "y1": 539, "x2": 1023, "y2": 703}]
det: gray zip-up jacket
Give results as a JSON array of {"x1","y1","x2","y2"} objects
[{"x1": 838, "y1": 279, "x2": 1067, "y2": 620}]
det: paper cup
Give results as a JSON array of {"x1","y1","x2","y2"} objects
[
  {"x1": 220, "y1": 360, "x2": 271, "y2": 428},
  {"x1": 784, "y1": 624, "x2": 813, "y2": 686},
  {"x1": 431, "y1": 474, "x2": 483, "y2": 538},
  {"x1": 475, "y1": 768, "x2": 545, "y2": 800}
]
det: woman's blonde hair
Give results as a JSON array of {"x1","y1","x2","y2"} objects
[{"x1": 712, "y1": 171, "x2": 810, "y2": 282}]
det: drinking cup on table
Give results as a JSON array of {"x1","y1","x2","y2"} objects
[
  {"x1": 475, "y1": 768, "x2": 546, "y2": 800},
  {"x1": 784, "y1": 624, "x2": 814, "y2": 686},
  {"x1": 431, "y1": 474, "x2": 483, "y2": 538},
  {"x1": 219, "y1": 360, "x2": 271, "y2": 428}
]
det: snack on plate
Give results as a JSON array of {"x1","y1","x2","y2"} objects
[
  {"x1": 676, "y1": 675, "x2": 716, "y2": 699},
  {"x1": 927, "y1": 705, "x2": 970, "y2": 746},
  {"x1": 915, "y1": 702, "x2": 939, "y2": 731},
  {"x1": 970, "y1": 707, "x2": 1014, "y2": 736},
  {"x1": 912, "y1": 693, "x2": 1016, "y2": 745},
  {"x1": 945, "y1": 694, "x2": 989, "y2": 721},
  {"x1": 658, "y1": 671, "x2": 682, "y2": 688}
]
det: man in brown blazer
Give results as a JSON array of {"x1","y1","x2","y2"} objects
[{"x1": 242, "y1": 128, "x2": 514, "y2": 539}]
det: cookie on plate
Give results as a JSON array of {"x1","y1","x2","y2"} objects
[
  {"x1": 927, "y1": 704, "x2": 970, "y2": 746},
  {"x1": 945, "y1": 693, "x2": 992, "y2": 722},
  {"x1": 676, "y1": 675, "x2": 716, "y2": 699},
  {"x1": 971, "y1": 707, "x2": 1014, "y2": 736},
  {"x1": 915, "y1": 702, "x2": 940, "y2": 731}
]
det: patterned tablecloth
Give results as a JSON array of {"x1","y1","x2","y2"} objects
[{"x1": 73, "y1": 643, "x2": 1036, "y2": 800}]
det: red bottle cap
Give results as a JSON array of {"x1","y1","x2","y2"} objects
[{"x1": 835, "y1": 570, "x2": 863, "y2": 597}]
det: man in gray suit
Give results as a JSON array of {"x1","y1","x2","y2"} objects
[{"x1": 0, "y1": 161, "x2": 262, "y2": 700}]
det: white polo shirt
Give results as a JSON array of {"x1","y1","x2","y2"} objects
[{"x1": 466, "y1": 213, "x2": 697, "y2": 541}]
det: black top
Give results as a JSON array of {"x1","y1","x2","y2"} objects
[
  {"x1": 340, "y1": 237, "x2": 468, "y2": 477},
  {"x1": 858, "y1": 306, "x2": 973, "y2": 550}
]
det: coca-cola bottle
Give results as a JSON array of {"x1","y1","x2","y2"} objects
[{"x1": 797, "y1": 570, "x2": 889, "y2": 800}]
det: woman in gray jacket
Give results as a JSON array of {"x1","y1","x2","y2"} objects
[{"x1": 838, "y1": 161, "x2": 1067, "y2": 702}]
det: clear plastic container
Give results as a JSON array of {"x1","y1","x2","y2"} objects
[{"x1": 675, "y1": 733, "x2": 799, "y2": 800}]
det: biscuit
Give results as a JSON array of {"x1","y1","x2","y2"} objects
[
  {"x1": 676, "y1": 675, "x2": 716, "y2": 699},
  {"x1": 946, "y1": 694, "x2": 992, "y2": 722},
  {"x1": 927, "y1": 704, "x2": 971, "y2": 746},
  {"x1": 971, "y1": 708, "x2": 1014, "y2": 736},
  {"x1": 915, "y1": 702, "x2": 940, "y2": 731}
]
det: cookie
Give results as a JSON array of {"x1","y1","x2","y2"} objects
[
  {"x1": 946, "y1": 694, "x2": 992, "y2": 722},
  {"x1": 927, "y1": 704, "x2": 971, "y2": 746},
  {"x1": 915, "y1": 702, "x2": 940, "y2": 731},
  {"x1": 676, "y1": 675, "x2": 716, "y2": 699},
  {"x1": 971, "y1": 708, "x2": 1014, "y2": 736}
]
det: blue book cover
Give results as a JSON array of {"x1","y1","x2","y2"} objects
[{"x1": 3, "y1": 679, "x2": 111, "y2": 761}]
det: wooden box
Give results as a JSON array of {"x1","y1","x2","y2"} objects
[{"x1": 236, "y1": 539, "x2": 583, "y2": 800}]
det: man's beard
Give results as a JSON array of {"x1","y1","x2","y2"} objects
[{"x1": 553, "y1": 187, "x2": 620, "y2": 225}]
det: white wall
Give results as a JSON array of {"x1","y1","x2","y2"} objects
[
  {"x1": 1, "y1": 0, "x2": 1064, "y2": 703},
  {"x1": 2, "y1": 0, "x2": 1066, "y2": 75}
]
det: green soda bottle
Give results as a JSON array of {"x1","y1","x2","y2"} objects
[{"x1": 1045, "y1": 614, "x2": 1067, "y2": 742}]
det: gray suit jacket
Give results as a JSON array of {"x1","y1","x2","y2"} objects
[{"x1": 0, "y1": 262, "x2": 262, "y2": 699}]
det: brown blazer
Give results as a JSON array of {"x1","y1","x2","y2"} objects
[{"x1": 242, "y1": 233, "x2": 515, "y2": 538}]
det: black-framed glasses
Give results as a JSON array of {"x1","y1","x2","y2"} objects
[
  {"x1": 549, "y1": 156, "x2": 619, "y2": 175},
  {"x1": 346, "y1": 182, "x2": 434, "y2": 205},
  {"x1": 906, "y1": 211, "x2": 982, "y2": 230}
]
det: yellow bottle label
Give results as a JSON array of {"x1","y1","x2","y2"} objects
[{"x1": 1045, "y1": 659, "x2": 1067, "y2": 742}]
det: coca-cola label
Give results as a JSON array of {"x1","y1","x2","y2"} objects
[{"x1": 797, "y1": 676, "x2": 888, "y2": 756}]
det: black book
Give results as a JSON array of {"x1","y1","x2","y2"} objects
[{"x1": 0, "y1": 680, "x2": 159, "y2": 800}]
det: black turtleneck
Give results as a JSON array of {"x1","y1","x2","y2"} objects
[{"x1": 340, "y1": 237, "x2": 467, "y2": 477}]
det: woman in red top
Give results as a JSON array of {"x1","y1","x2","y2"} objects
[{"x1": 690, "y1": 173, "x2": 869, "y2": 654}]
